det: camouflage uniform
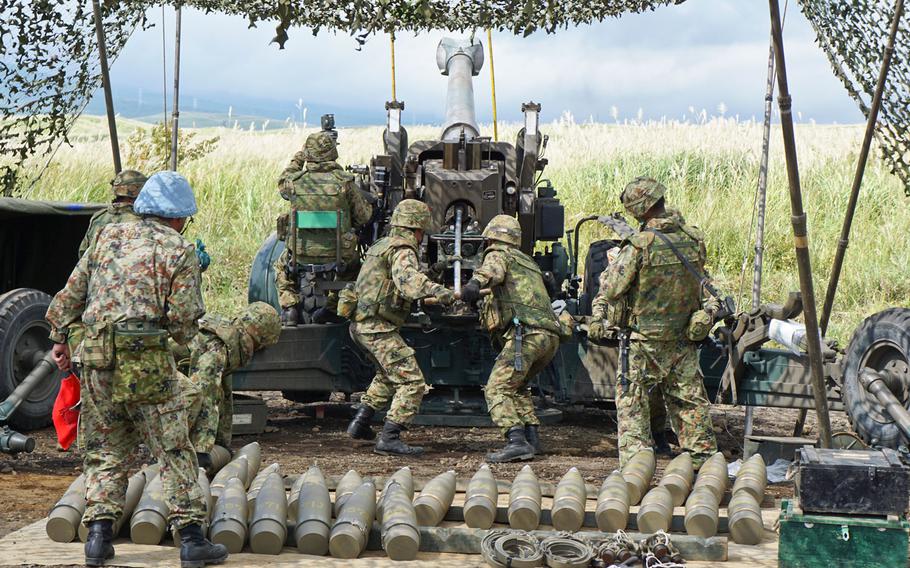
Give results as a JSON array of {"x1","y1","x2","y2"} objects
[
  {"x1": 595, "y1": 177, "x2": 717, "y2": 468},
  {"x1": 46, "y1": 217, "x2": 207, "y2": 529},
  {"x1": 77, "y1": 170, "x2": 146, "y2": 257},
  {"x1": 181, "y1": 304, "x2": 280, "y2": 453},
  {"x1": 274, "y1": 132, "x2": 373, "y2": 312}
]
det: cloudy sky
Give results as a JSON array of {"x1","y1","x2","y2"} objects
[{"x1": 99, "y1": 0, "x2": 863, "y2": 126}]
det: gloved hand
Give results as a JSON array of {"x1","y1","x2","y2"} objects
[
  {"x1": 433, "y1": 287, "x2": 456, "y2": 306},
  {"x1": 195, "y1": 238, "x2": 211, "y2": 272},
  {"x1": 460, "y1": 279, "x2": 482, "y2": 303},
  {"x1": 428, "y1": 261, "x2": 448, "y2": 281},
  {"x1": 703, "y1": 295, "x2": 721, "y2": 316},
  {"x1": 588, "y1": 317, "x2": 606, "y2": 341}
]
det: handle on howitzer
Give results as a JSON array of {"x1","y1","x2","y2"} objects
[{"x1": 422, "y1": 288, "x2": 491, "y2": 305}]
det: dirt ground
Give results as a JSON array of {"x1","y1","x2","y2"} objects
[{"x1": 0, "y1": 392, "x2": 851, "y2": 540}]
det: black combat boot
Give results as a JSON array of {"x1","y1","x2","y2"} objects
[
  {"x1": 179, "y1": 523, "x2": 228, "y2": 568},
  {"x1": 196, "y1": 452, "x2": 213, "y2": 476},
  {"x1": 653, "y1": 430, "x2": 676, "y2": 457},
  {"x1": 487, "y1": 426, "x2": 535, "y2": 463},
  {"x1": 312, "y1": 306, "x2": 343, "y2": 324},
  {"x1": 346, "y1": 405, "x2": 377, "y2": 440},
  {"x1": 525, "y1": 424, "x2": 542, "y2": 455},
  {"x1": 374, "y1": 420, "x2": 424, "y2": 456},
  {"x1": 84, "y1": 519, "x2": 115, "y2": 566}
]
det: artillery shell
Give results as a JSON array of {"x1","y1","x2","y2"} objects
[
  {"x1": 732, "y1": 454, "x2": 767, "y2": 503},
  {"x1": 78, "y1": 467, "x2": 149, "y2": 543},
  {"x1": 464, "y1": 464, "x2": 498, "y2": 529},
  {"x1": 209, "y1": 445, "x2": 232, "y2": 475},
  {"x1": 381, "y1": 481, "x2": 420, "y2": 561},
  {"x1": 684, "y1": 485, "x2": 720, "y2": 537},
  {"x1": 637, "y1": 485, "x2": 674, "y2": 534},
  {"x1": 552, "y1": 467, "x2": 586, "y2": 531},
  {"x1": 728, "y1": 491, "x2": 764, "y2": 545},
  {"x1": 294, "y1": 466, "x2": 332, "y2": 555},
  {"x1": 508, "y1": 465, "x2": 541, "y2": 531},
  {"x1": 246, "y1": 462, "x2": 281, "y2": 520},
  {"x1": 235, "y1": 441, "x2": 262, "y2": 482},
  {"x1": 211, "y1": 456, "x2": 249, "y2": 502},
  {"x1": 329, "y1": 481, "x2": 376, "y2": 559},
  {"x1": 692, "y1": 452, "x2": 728, "y2": 503},
  {"x1": 46, "y1": 474, "x2": 86, "y2": 543},
  {"x1": 334, "y1": 469, "x2": 363, "y2": 517},
  {"x1": 249, "y1": 472, "x2": 287, "y2": 555},
  {"x1": 658, "y1": 452, "x2": 694, "y2": 507},
  {"x1": 131, "y1": 472, "x2": 168, "y2": 545},
  {"x1": 414, "y1": 470, "x2": 456, "y2": 527},
  {"x1": 622, "y1": 449, "x2": 656, "y2": 505},
  {"x1": 377, "y1": 467, "x2": 413, "y2": 522},
  {"x1": 595, "y1": 471, "x2": 630, "y2": 532},
  {"x1": 210, "y1": 477, "x2": 248, "y2": 553}
]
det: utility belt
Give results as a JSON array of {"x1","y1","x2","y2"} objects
[{"x1": 80, "y1": 319, "x2": 173, "y2": 405}]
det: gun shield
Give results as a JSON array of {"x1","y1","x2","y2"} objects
[
  {"x1": 210, "y1": 477, "x2": 248, "y2": 553},
  {"x1": 552, "y1": 467, "x2": 586, "y2": 531},
  {"x1": 211, "y1": 456, "x2": 249, "y2": 502},
  {"x1": 329, "y1": 481, "x2": 376, "y2": 559},
  {"x1": 692, "y1": 452, "x2": 728, "y2": 503},
  {"x1": 377, "y1": 467, "x2": 413, "y2": 522},
  {"x1": 508, "y1": 465, "x2": 541, "y2": 531},
  {"x1": 684, "y1": 485, "x2": 720, "y2": 538},
  {"x1": 414, "y1": 470, "x2": 456, "y2": 527},
  {"x1": 622, "y1": 448, "x2": 656, "y2": 505},
  {"x1": 246, "y1": 463, "x2": 281, "y2": 520},
  {"x1": 637, "y1": 485, "x2": 674, "y2": 533},
  {"x1": 334, "y1": 469, "x2": 363, "y2": 517},
  {"x1": 235, "y1": 441, "x2": 262, "y2": 483},
  {"x1": 249, "y1": 472, "x2": 287, "y2": 555},
  {"x1": 595, "y1": 470, "x2": 630, "y2": 532},
  {"x1": 46, "y1": 474, "x2": 86, "y2": 543},
  {"x1": 732, "y1": 454, "x2": 767, "y2": 503},
  {"x1": 294, "y1": 466, "x2": 332, "y2": 555},
  {"x1": 209, "y1": 445, "x2": 232, "y2": 475},
  {"x1": 464, "y1": 464, "x2": 498, "y2": 529},
  {"x1": 381, "y1": 481, "x2": 420, "y2": 561},
  {"x1": 728, "y1": 491, "x2": 764, "y2": 545},
  {"x1": 131, "y1": 473, "x2": 168, "y2": 545},
  {"x1": 658, "y1": 452, "x2": 694, "y2": 506}
]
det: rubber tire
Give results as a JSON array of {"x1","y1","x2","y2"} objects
[
  {"x1": 841, "y1": 307, "x2": 910, "y2": 448},
  {"x1": 0, "y1": 288, "x2": 61, "y2": 431}
]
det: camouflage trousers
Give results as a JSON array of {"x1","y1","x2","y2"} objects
[
  {"x1": 350, "y1": 324, "x2": 427, "y2": 425},
  {"x1": 274, "y1": 248, "x2": 360, "y2": 311},
  {"x1": 80, "y1": 368, "x2": 206, "y2": 528},
  {"x1": 485, "y1": 330, "x2": 560, "y2": 436},
  {"x1": 179, "y1": 371, "x2": 233, "y2": 454},
  {"x1": 617, "y1": 339, "x2": 717, "y2": 468}
]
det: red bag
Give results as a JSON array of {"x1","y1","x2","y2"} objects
[{"x1": 53, "y1": 373, "x2": 80, "y2": 450}]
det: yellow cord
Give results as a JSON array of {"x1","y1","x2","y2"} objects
[
  {"x1": 487, "y1": 28, "x2": 498, "y2": 141},
  {"x1": 390, "y1": 32, "x2": 397, "y2": 101}
]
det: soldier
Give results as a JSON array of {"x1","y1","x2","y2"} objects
[
  {"x1": 46, "y1": 171, "x2": 228, "y2": 567},
  {"x1": 590, "y1": 177, "x2": 717, "y2": 468},
  {"x1": 274, "y1": 131, "x2": 373, "y2": 324},
  {"x1": 78, "y1": 169, "x2": 146, "y2": 257},
  {"x1": 345, "y1": 199, "x2": 455, "y2": 456},
  {"x1": 181, "y1": 302, "x2": 281, "y2": 466},
  {"x1": 460, "y1": 215, "x2": 561, "y2": 463}
]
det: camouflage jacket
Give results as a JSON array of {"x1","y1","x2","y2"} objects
[
  {"x1": 278, "y1": 150, "x2": 310, "y2": 191},
  {"x1": 353, "y1": 227, "x2": 445, "y2": 333},
  {"x1": 189, "y1": 314, "x2": 254, "y2": 378},
  {"x1": 595, "y1": 209, "x2": 705, "y2": 341},
  {"x1": 46, "y1": 218, "x2": 205, "y2": 345},
  {"x1": 77, "y1": 202, "x2": 141, "y2": 257}
]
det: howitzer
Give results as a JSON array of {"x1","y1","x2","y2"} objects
[{"x1": 0, "y1": 350, "x2": 56, "y2": 454}]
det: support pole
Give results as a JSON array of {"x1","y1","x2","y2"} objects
[
  {"x1": 819, "y1": 0, "x2": 904, "y2": 334},
  {"x1": 390, "y1": 33, "x2": 397, "y2": 102},
  {"x1": 487, "y1": 29, "x2": 499, "y2": 142},
  {"x1": 91, "y1": 0, "x2": 122, "y2": 173},
  {"x1": 768, "y1": 0, "x2": 832, "y2": 449},
  {"x1": 169, "y1": 4, "x2": 182, "y2": 171}
]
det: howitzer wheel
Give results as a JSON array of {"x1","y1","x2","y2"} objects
[
  {"x1": 0, "y1": 288, "x2": 61, "y2": 431},
  {"x1": 841, "y1": 308, "x2": 910, "y2": 448}
]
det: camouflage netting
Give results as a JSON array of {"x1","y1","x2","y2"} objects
[
  {"x1": 2, "y1": 0, "x2": 909, "y2": 195},
  {"x1": 800, "y1": 0, "x2": 910, "y2": 195}
]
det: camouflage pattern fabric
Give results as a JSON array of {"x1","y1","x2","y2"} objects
[
  {"x1": 45, "y1": 217, "x2": 206, "y2": 528},
  {"x1": 617, "y1": 339, "x2": 716, "y2": 467},
  {"x1": 181, "y1": 333, "x2": 231, "y2": 452},
  {"x1": 77, "y1": 203, "x2": 141, "y2": 257},
  {"x1": 485, "y1": 330, "x2": 559, "y2": 435},
  {"x1": 350, "y1": 324, "x2": 427, "y2": 425},
  {"x1": 620, "y1": 177, "x2": 666, "y2": 219},
  {"x1": 111, "y1": 169, "x2": 147, "y2": 199},
  {"x1": 277, "y1": 131, "x2": 341, "y2": 192}
]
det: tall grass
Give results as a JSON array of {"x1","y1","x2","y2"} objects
[{"x1": 19, "y1": 117, "x2": 908, "y2": 343}]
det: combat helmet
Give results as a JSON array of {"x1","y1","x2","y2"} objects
[
  {"x1": 237, "y1": 302, "x2": 281, "y2": 350},
  {"x1": 482, "y1": 214, "x2": 522, "y2": 246},
  {"x1": 134, "y1": 171, "x2": 197, "y2": 218},
  {"x1": 303, "y1": 131, "x2": 339, "y2": 163},
  {"x1": 390, "y1": 199, "x2": 432, "y2": 231},
  {"x1": 620, "y1": 177, "x2": 666, "y2": 219},
  {"x1": 111, "y1": 169, "x2": 147, "y2": 199}
]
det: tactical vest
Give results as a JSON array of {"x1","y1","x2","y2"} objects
[
  {"x1": 353, "y1": 234, "x2": 417, "y2": 327},
  {"x1": 199, "y1": 314, "x2": 249, "y2": 373},
  {"x1": 288, "y1": 168, "x2": 356, "y2": 262},
  {"x1": 483, "y1": 244, "x2": 560, "y2": 334},
  {"x1": 629, "y1": 225, "x2": 703, "y2": 340}
]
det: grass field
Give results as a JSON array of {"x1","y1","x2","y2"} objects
[{"x1": 17, "y1": 116, "x2": 909, "y2": 343}]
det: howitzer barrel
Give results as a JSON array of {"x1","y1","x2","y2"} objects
[
  {"x1": 861, "y1": 368, "x2": 910, "y2": 441},
  {"x1": 437, "y1": 38, "x2": 484, "y2": 141},
  {"x1": 0, "y1": 351, "x2": 56, "y2": 423}
]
